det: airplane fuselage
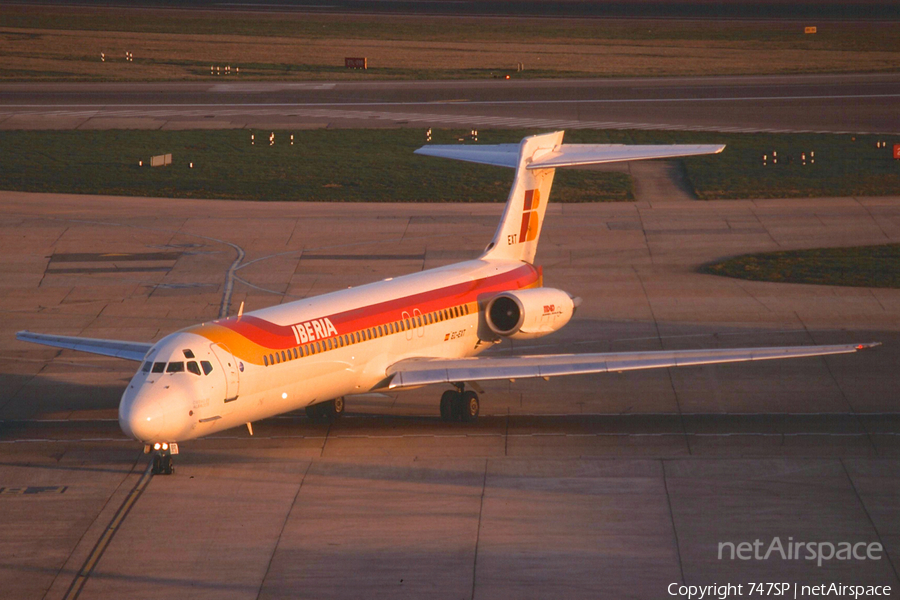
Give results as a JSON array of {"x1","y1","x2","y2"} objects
[{"x1": 118, "y1": 258, "x2": 541, "y2": 443}]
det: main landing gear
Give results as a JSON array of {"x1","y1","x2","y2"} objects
[
  {"x1": 147, "y1": 442, "x2": 177, "y2": 475},
  {"x1": 440, "y1": 385, "x2": 480, "y2": 422},
  {"x1": 305, "y1": 397, "x2": 345, "y2": 420}
]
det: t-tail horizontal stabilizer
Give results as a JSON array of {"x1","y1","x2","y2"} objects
[
  {"x1": 415, "y1": 131, "x2": 724, "y2": 264},
  {"x1": 414, "y1": 141, "x2": 725, "y2": 169}
]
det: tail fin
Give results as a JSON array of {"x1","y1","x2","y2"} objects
[
  {"x1": 415, "y1": 132, "x2": 725, "y2": 264},
  {"x1": 482, "y1": 131, "x2": 563, "y2": 263}
]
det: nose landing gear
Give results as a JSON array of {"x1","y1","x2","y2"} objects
[
  {"x1": 145, "y1": 442, "x2": 177, "y2": 475},
  {"x1": 440, "y1": 385, "x2": 479, "y2": 422}
]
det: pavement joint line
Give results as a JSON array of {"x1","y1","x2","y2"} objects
[
  {"x1": 470, "y1": 460, "x2": 489, "y2": 600},
  {"x1": 5, "y1": 94, "x2": 900, "y2": 109},
  {"x1": 839, "y1": 458, "x2": 900, "y2": 584},
  {"x1": 662, "y1": 460, "x2": 687, "y2": 585},
  {"x1": 7, "y1": 432, "x2": 895, "y2": 445},
  {"x1": 63, "y1": 460, "x2": 154, "y2": 600},
  {"x1": 5, "y1": 411, "x2": 900, "y2": 425},
  {"x1": 3, "y1": 106, "x2": 897, "y2": 135},
  {"x1": 256, "y1": 461, "x2": 312, "y2": 599}
]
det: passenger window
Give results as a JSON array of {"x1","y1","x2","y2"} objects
[
  {"x1": 201, "y1": 360, "x2": 213, "y2": 375},
  {"x1": 187, "y1": 361, "x2": 201, "y2": 376},
  {"x1": 316, "y1": 342, "x2": 322, "y2": 353},
  {"x1": 464, "y1": 305, "x2": 469, "y2": 315},
  {"x1": 152, "y1": 362, "x2": 166, "y2": 373},
  {"x1": 293, "y1": 347, "x2": 298, "y2": 359},
  {"x1": 142, "y1": 361, "x2": 152, "y2": 373},
  {"x1": 166, "y1": 362, "x2": 185, "y2": 373},
  {"x1": 263, "y1": 355, "x2": 269, "y2": 366},
  {"x1": 326, "y1": 339, "x2": 332, "y2": 351},
  {"x1": 182, "y1": 349, "x2": 195, "y2": 358},
  {"x1": 376, "y1": 325, "x2": 382, "y2": 337}
]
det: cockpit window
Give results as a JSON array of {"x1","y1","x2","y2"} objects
[
  {"x1": 183, "y1": 349, "x2": 195, "y2": 359},
  {"x1": 187, "y1": 361, "x2": 201, "y2": 376},
  {"x1": 141, "y1": 361, "x2": 152, "y2": 373},
  {"x1": 151, "y1": 362, "x2": 166, "y2": 373},
  {"x1": 166, "y1": 361, "x2": 185, "y2": 373}
]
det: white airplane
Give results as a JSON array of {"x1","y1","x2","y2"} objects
[{"x1": 17, "y1": 131, "x2": 879, "y2": 474}]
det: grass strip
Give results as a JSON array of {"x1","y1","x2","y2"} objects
[
  {"x1": 2, "y1": 129, "x2": 898, "y2": 202},
  {"x1": 1, "y1": 7, "x2": 898, "y2": 81},
  {"x1": 701, "y1": 244, "x2": 900, "y2": 289},
  {"x1": 569, "y1": 130, "x2": 900, "y2": 200},
  {"x1": 0, "y1": 129, "x2": 633, "y2": 203}
]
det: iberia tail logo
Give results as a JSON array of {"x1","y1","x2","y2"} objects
[{"x1": 518, "y1": 189, "x2": 540, "y2": 243}]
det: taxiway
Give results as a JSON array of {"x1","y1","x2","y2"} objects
[
  {"x1": 1, "y1": 191, "x2": 898, "y2": 598},
  {"x1": 1, "y1": 73, "x2": 899, "y2": 133}
]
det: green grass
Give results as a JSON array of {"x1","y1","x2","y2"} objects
[
  {"x1": 561, "y1": 130, "x2": 900, "y2": 200},
  {"x1": 0, "y1": 129, "x2": 632, "y2": 203},
  {"x1": 3, "y1": 10, "x2": 898, "y2": 52},
  {"x1": 701, "y1": 244, "x2": 900, "y2": 288},
  {"x1": 2, "y1": 129, "x2": 898, "y2": 202}
]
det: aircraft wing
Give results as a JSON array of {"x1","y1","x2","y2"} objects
[
  {"x1": 384, "y1": 343, "x2": 880, "y2": 389},
  {"x1": 414, "y1": 143, "x2": 725, "y2": 169},
  {"x1": 16, "y1": 331, "x2": 152, "y2": 362}
]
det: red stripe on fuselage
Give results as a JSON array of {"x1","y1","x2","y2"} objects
[{"x1": 208, "y1": 263, "x2": 538, "y2": 351}]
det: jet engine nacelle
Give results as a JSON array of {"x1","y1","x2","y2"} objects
[{"x1": 484, "y1": 288, "x2": 578, "y2": 340}]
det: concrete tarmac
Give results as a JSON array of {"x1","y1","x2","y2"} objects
[
  {"x1": 1, "y1": 73, "x2": 898, "y2": 133},
  {"x1": 1, "y1": 192, "x2": 899, "y2": 598}
]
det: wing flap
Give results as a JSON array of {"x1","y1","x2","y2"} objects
[
  {"x1": 16, "y1": 331, "x2": 152, "y2": 362},
  {"x1": 385, "y1": 343, "x2": 879, "y2": 389}
]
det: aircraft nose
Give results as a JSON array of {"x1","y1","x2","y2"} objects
[
  {"x1": 119, "y1": 397, "x2": 166, "y2": 442},
  {"x1": 119, "y1": 381, "x2": 191, "y2": 443}
]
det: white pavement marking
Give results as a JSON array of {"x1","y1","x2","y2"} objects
[{"x1": 5, "y1": 93, "x2": 900, "y2": 109}]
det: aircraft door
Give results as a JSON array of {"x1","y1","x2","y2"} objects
[{"x1": 210, "y1": 343, "x2": 240, "y2": 401}]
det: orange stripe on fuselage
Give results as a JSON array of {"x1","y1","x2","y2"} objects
[{"x1": 187, "y1": 263, "x2": 539, "y2": 362}]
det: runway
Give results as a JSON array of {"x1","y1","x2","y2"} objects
[
  {"x1": 1, "y1": 191, "x2": 898, "y2": 598},
  {"x1": 2, "y1": 73, "x2": 899, "y2": 133}
]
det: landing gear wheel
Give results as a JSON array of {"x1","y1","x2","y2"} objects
[
  {"x1": 323, "y1": 397, "x2": 345, "y2": 419},
  {"x1": 459, "y1": 391, "x2": 480, "y2": 422},
  {"x1": 151, "y1": 449, "x2": 175, "y2": 475},
  {"x1": 440, "y1": 390, "x2": 459, "y2": 421},
  {"x1": 307, "y1": 398, "x2": 345, "y2": 420}
]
